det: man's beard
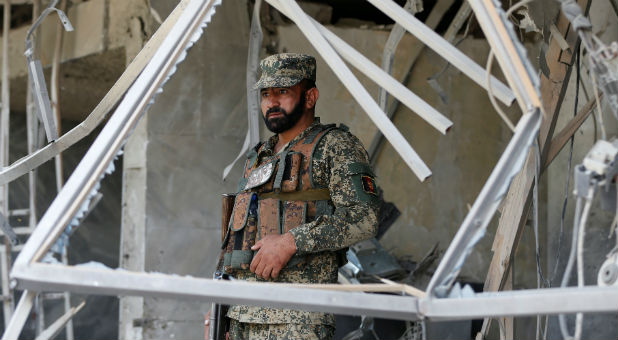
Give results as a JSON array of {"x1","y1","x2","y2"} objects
[{"x1": 263, "y1": 94, "x2": 306, "y2": 134}]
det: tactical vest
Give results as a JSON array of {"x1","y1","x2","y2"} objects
[{"x1": 222, "y1": 124, "x2": 338, "y2": 272}]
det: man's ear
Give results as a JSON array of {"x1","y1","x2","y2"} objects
[{"x1": 305, "y1": 87, "x2": 319, "y2": 109}]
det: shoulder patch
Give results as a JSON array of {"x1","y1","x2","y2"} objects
[{"x1": 347, "y1": 162, "x2": 379, "y2": 203}]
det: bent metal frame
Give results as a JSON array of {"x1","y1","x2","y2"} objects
[{"x1": 3, "y1": 0, "x2": 618, "y2": 338}]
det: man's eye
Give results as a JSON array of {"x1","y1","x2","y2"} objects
[
  {"x1": 279, "y1": 89, "x2": 287, "y2": 94},
  {"x1": 261, "y1": 92, "x2": 268, "y2": 97}
]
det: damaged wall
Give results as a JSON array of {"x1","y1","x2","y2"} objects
[
  {"x1": 546, "y1": 1, "x2": 618, "y2": 338},
  {"x1": 3, "y1": 0, "x2": 615, "y2": 339},
  {"x1": 119, "y1": 1, "x2": 250, "y2": 339}
]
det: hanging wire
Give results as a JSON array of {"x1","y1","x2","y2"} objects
[
  {"x1": 486, "y1": 51, "x2": 516, "y2": 132},
  {"x1": 543, "y1": 45, "x2": 583, "y2": 290},
  {"x1": 559, "y1": 195, "x2": 583, "y2": 339},
  {"x1": 589, "y1": 68, "x2": 607, "y2": 140},
  {"x1": 574, "y1": 190, "x2": 595, "y2": 340},
  {"x1": 532, "y1": 139, "x2": 544, "y2": 340},
  {"x1": 484, "y1": 0, "x2": 536, "y2": 133}
]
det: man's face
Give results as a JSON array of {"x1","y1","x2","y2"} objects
[{"x1": 260, "y1": 83, "x2": 306, "y2": 134}]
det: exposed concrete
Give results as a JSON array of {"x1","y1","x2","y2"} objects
[
  {"x1": 118, "y1": 1, "x2": 251, "y2": 339},
  {"x1": 119, "y1": 116, "x2": 147, "y2": 340}
]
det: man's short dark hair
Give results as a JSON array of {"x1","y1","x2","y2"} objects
[{"x1": 301, "y1": 79, "x2": 316, "y2": 91}]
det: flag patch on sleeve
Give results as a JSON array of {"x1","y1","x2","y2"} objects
[{"x1": 361, "y1": 175, "x2": 377, "y2": 195}]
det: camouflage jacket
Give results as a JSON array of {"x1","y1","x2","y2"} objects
[{"x1": 226, "y1": 118, "x2": 379, "y2": 325}]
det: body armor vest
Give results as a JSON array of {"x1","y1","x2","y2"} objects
[{"x1": 222, "y1": 125, "x2": 337, "y2": 272}]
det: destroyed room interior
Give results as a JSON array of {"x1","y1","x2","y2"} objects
[{"x1": 0, "y1": 0, "x2": 617, "y2": 339}]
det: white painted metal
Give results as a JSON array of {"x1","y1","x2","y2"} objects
[
  {"x1": 378, "y1": 0, "x2": 420, "y2": 112},
  {"x1": 35, "y1": 300, "x2": 85, "y2": 340},
  {"x1": 366, "y1": 0, "x2": 516, "y2": 107},
  {"x1": 267, "y1": 0, "x2": 432, "y2": 181},
  {"x1": 49, "y1": 1, "x2": 76, "y2": 336},
  {"x1": 419, "y1": 286, "x2": 618, "y2": 320},
  {"x1": 16, "y1": 263, "x2": 420, "y2": 321},
  {"x1": 464, "y1": 0, "x2": 541, "y2": 112},
  {"x1": 1, "y1": 290, "x2": 35, "y2": 340},
  {"x1": 0, "y1": 247, "x2": 12, "y2": 328},
  {"x1": 426, "y1": 0, "x2": 544, "y2": 296},
  {"x1": 14, "y1": 0, "x2": 222, "y2": 269},
  {"x1": 270, "y1": 0, "x2": 452, "y2": 134},
  {"x1": 313, "y1": 17, "x2": 453, "y2": 134},
  {"x1": 8, "y1": 209, "x2": 29, "y2": 216},
  {"x1": 0, "y1": 0, "x2": 14, "y2": 327},
  {"x1": 9, "y1": 262, "x2": 618, "y2": 323},
  {"x1": 0, "y1": 0, "x2": 193, "y2": 187}
]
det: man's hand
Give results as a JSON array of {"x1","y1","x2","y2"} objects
[{"x1": 250, "y1": 233, "x2": 297, "y2": 280}]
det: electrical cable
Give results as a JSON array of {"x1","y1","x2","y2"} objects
[
  {"x1": 486, "y1": 51, "x2": 516, "y2": 132},
  {"x1": 590, "y1": 68, "x2": 607, "y2": 140},
  {"x1": 574, "y1": 189, "x2": 595, "y2": 340},
  {"x1": 538, "y1": 45, "x2": 583, "y2": 297},
  {"x1": 575, "y1": 49, "x2": 598, "y2": 145},
  {"x1": 532, "y1": 139, "x2": 543, "y2": 340},
  {"x1": 559, "y1": 195, "x2": 583, "y2": 339},
  {"x1": 484, "y1": 0, "x2": 536, "y2": 133}
]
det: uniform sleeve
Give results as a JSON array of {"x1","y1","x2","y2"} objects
[{"x1": 289, "y1": 130, "x2": 379, "y2": 254}]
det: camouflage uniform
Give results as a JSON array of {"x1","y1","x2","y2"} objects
[{"x1": 223, "y1": 53, "x2": 379, "y2": 340}]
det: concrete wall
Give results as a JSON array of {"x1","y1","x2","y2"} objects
[{"x1": 119, "y1": 1, "x2": 250, "y2": 339}]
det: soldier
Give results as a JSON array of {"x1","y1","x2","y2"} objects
[{"x1": 207, "y1": 53, "x2": 379, "y2": 340}]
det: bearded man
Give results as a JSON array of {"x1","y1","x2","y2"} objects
[{"x1": 209, "y1": 53, "x2": 379, "y2": 340}]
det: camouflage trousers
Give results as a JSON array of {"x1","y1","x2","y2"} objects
[{"x1": 228, "y1": 319, "x2": 335, "y2": 340}]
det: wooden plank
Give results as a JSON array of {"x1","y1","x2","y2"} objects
[
  {"x1": 543, "y1": 95, "x2": 600, "y2": 170},
  {"x1": 0, "y1": 0, "x2": 191, "y2": 186},
  {"x1": 478, "y1": 0, "x2": 592, "y2": 337}
]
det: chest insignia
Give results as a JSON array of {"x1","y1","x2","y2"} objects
[{"x1": 244, "y1": 161, "x2": 275, "y2": 191}]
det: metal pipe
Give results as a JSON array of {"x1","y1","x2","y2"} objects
[
  {"x1": 14, "y1": 263, "x2": 420, "y2": 321},
  {"x1": 1, "y1": 290, "x2": 35, "y2": 340},
  {"x1": 1, "y1": 0, "x2": 14, "y2": 327},
  {"x1": 419, "y1": 285, "x2": 618, "y2": 320},
  {"x1": 51, "y1": 0, "x2": 66, "y2": 193},
  {"x1": 49, "y1": 3, "x2": 74, "y2": 337}
]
